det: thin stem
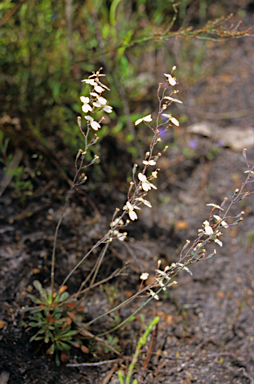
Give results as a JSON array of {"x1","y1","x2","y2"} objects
[
  {"x1": 80, "y1": 242, "x2": 110, "y2": 302},
  {"x1": 51, "y1": 186, "x2": 75, "y2": 293}
]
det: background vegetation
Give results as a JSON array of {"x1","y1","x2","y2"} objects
[{"x1": 0, "y1": 0, "x2": 251, "y2": 195}]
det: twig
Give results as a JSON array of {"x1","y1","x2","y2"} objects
[
  {"x1": 238, "y1": 367, "x2": 254, "y2": 384},
  {"x1": 102, "y1": 365, "x2": 119, "y2": 384},
  {"x1": 67, "y1": 358, "x2": 127, "y2": 367}
]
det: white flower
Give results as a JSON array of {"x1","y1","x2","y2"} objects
[
  {"x1": 203, "y1": 220, "x2": 213, "y2": 235},
  {"x1": 111, "y1": 229, "x2": 127, "y2": 241},
  {"x1": 164, "y1": 73, "x2": 176, "y2": 86},
  {"x1": 81, "y1": 79, "x2": 97, "y2": 86},
  {"x1": 123, "y1": 201, "x2": 140, "y2": 221},
  {"x1": 135, "y1": 197, "x2": 152, "y2": 208},
  {"x1": 164, "y1": 96, "x2": 182, "y2": 104},
  {"x1": 138, "y1": 173, "x2": 157, "y2": 192},
  {"x1": 85, "y1": 115, "x2": 101, "y2": 130},
  {"x1": 148, "y1": 289, "x2": 159, "y2": 300},
  {"x1": 80, "y1": 96, "x2": 93, "y2": 113},
  {"x1": 214, "y1": 238, "x2": 223, "y2": 247},
  {"x1": 97, "y1": 96, "x2": 107, "y2": 105},
  {"x1": 213, "y1": 215, "x2": 229, "y2": 228},
  {"x1": 207, "y1": 203, "x2": 224, "y2": 210},
  {"x1": 140, "y1": 272, "x2": 149, "y2": 280},
  {"x1": 143, "y1": 159, "x2": 156, "y2": 166},
  {"x1": 135, "y1": 114, "x2": 152, "y2": 126},
  {"x1": 162, "y1": 114, "x2": 179, "y2": 126},
  {"x1": 177, "y1": 263, "x2": 192, "y2": 275},
  {"x1": 93, "y1": 96, "x2": 107, "y2": 107},
  {"x1": 170, "y1": 117, "x2": 180, "y2": 126},
  {"x1": 103, "y1": 105, "x2": 113, "y2": 113},
  {"x1": 151, "y1": 171, "x2": 158, "y2": 178},
  {"x1": 110, "y1": 218, "x2": 124, "y2": 228},
  {"x1": 94, "y1": 85, "x2": 105, "y2": 93}
]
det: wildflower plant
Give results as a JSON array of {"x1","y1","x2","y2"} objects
[{"x1": 22, "y1": 67, "x2": 254, "y2": 367}]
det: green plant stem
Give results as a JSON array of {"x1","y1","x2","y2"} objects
[{"x1": 125, "y1": 316, "x2": 160, "y2": 384}]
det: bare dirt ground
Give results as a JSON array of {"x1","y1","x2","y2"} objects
[{"x1": 1, "y1": 8, "x2": 254, "y2": 384}]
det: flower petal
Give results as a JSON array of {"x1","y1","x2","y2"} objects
[
  {"x1": 135, "y1": 117, "x2": 143, "y2": 126},
  {"x1": 129, "y1": 210, "x2": 138, "y2": 221},
  {"x1": 143, "y1": 114, "x2": 152, "y2": 122},
  {"x1": 80, "y1": 96, "x2": 90, "y2": 103},
  {"x1": 103, "y1": 105, "x2": 113, "y2": 113},
  {"x1": 94, "y1": 85, "x2": 104, "y2": 93},
  {"x1": 82, "y1": 104, "x2": 92, "y2": 113},
  {"x1": 91, "y1": 121, "x2": 101, "y2": 130}
]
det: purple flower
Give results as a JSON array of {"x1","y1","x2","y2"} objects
[
  {"x1": 188, "y1": 140, "x2": 198, "y2": 149},
  {"x1": 158, "y1": 128, "x2": 167, "y2": 138},
  {"x1": 217, "y1": 140, "x2": 223, "y2": 147}
]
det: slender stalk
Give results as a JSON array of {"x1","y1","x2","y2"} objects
[
  {"x1": 51, "y1": 188, "x2": 74, "y2": 294},
  {"x1": 80, "y1": 242, "x2": 110, "y2": 302}
]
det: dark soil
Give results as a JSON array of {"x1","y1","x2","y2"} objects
[{"x1": 1, "y1": 8, "x2": 254, "y2": 384}]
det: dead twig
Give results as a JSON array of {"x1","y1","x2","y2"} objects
[{"x1": 67, "y1": 357, "x2": 129, "y2": 367}]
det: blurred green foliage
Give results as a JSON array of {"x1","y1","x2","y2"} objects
[{"x1": 0, "y1": 0, "x2": 250, "y2": 164}]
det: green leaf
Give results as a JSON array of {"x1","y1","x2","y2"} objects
[
  {"x1": 61, "y1": 329, "x2": 79, "y2": 337},
  {"x1": 33, "y1": 280, "x2": 49, "y2": 302},
  {"x1": 48, "y1": 343, "x2": 55, "y2": 355},
  {"x1": 56, "y1": 341, "x2": 69, "y2": 351},
  {"x1": 55, "y1": 352, "x2": 60, "y2": 366},
  {"x1": 61, "y1": 342, "x2": 71, "y2": 351},
  {"x1": 26, "y1": 294, "x2": 43, "y2": 304},
  {"x1": 58, "y1": 292, "x2": 69, "y2": 302},
  {"x1": 28, "y1": 322, "x2": 40, "y2": 327}
]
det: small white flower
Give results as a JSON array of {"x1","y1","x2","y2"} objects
[
  {"x1": 203, "y1": 220, "x2": 213, "y2": 235},
  {"x1": 110, "y1": 218, "x2": 124, "y2": 228},
  {"x1": 81, "y1": 79, "x2": 97, "y2": 86},
  {"x1": 135, "y1": 197, "x2": 152, "y2": 208},
  {"x1": 93, "y1": 101, "x2": 102, "y2": 108},
  {"x1": 162, "y1": 114, "x2": 179, "y2": 126},
  {"x1": 206, "y1": 203, "x2": 224, "y2": 210},
  {"x1": 135, "y1": 114, "x2": 152, "y2": 126},
  {"x1": 117, "y1": 232, "x2": 127, "y2": 241},
  {"x1": 80, "y1": 96, "x2": 93, "y2": 113},
  {"x1": 85, "y1": 115, "x2": 101, "y2": 130},
  {"x1": 143, "y1": 159, "x2": 156, "y2": 166},
  {"x1": 214, "y1": 238, "x2": 223, "y2": 247},
  {"x1": 98, "y1": 96, "x2": 107, "y2": 105},
  {"x1": 103, "y1": 105, "x2": 113, "y2": 113},
  {"x1": 213, "y1": 215, "x2": 229, "y2": 228},
  {"x1": 151, "y1": 171, "x2": 158, "y2": 178},
  {"x1": 170, "y1": 117, "x2": 179, "y2": 126},
  {"x1": 123, "y1": 201, "x2": 140, "y2": 221},
  {"x1": 138, "y1": 173, "x2": 157, "y2": 191},
  {"x1": 164, "y1": 96, "x2": 182, "y2": 104},
  {"x1": 94, "y1": 85, "x2": 105, "y2": 93},
  {"x1": 178, "y1": 263, "x2": 193, "y2": 275},
  {"x1": 148, "y1": 289, "x2": 159, "y2": 300},
  {"x1": 164, "y1": 73, "x2": 177, "y2": 86},
  {"x1": 140, "y1": 272, "x2": 149, "y2": 280}
]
